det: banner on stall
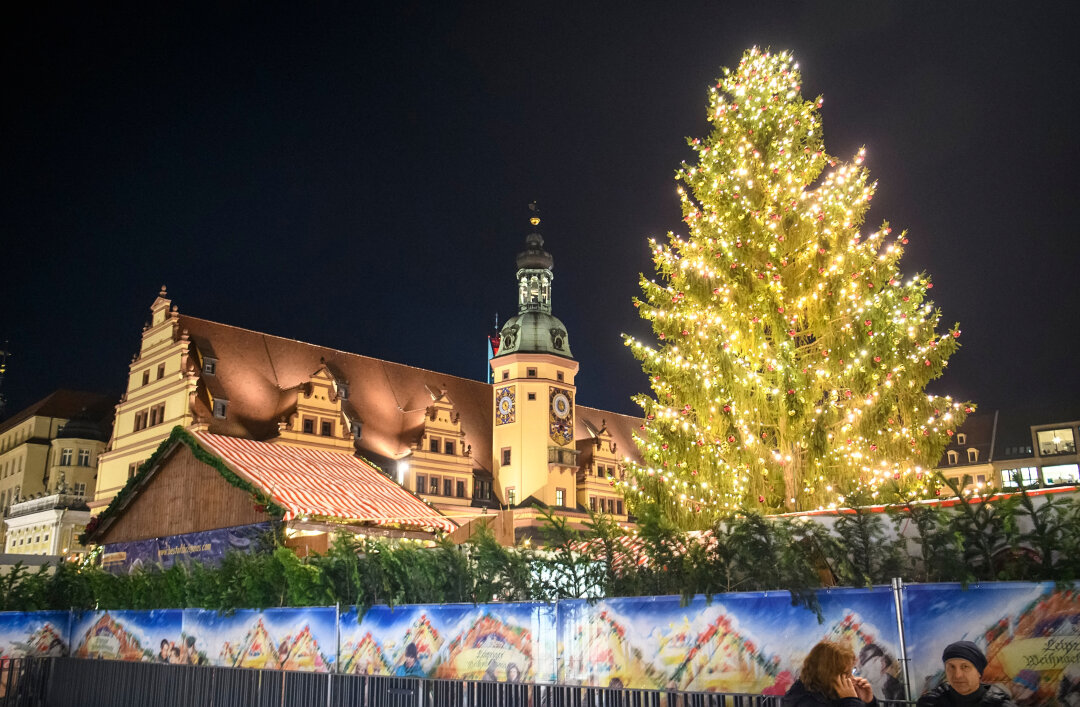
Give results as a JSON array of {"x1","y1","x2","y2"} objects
[{"x1": 101, "y1": 522, "x2": 272, "y2": 573}]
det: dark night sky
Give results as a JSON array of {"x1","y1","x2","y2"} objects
[{"x1": 2, "y1": 2, "x2": 1078, "y2": 425}]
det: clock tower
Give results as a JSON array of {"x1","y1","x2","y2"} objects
[{"x1": 490, "y1": 205, "x2": 579, "y2": 510}]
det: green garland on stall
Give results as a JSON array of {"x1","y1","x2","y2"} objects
[{"x1": 81, "y1": 426, "x2": 286, "y2": 544}]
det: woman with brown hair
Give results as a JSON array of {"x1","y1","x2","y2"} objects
[{"x1": 783, "y1": 641, "x2": 879, "y2": 707}]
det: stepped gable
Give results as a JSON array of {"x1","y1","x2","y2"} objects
[
  {"x1": 231, "y1": 617, "x2": 281, "y2": 669},
  {"x1": 74, "y1": 613, "x2": 149, "y2": 661},
  {"x1": 671, "y1": 612, "x2": 780, "y2": 692},
  {"x1": 280, "y1": 625, "x2": 329, "y2": 671},
  {"x1": 341, "y1": 632, "x2": 390, "y2": 675}
]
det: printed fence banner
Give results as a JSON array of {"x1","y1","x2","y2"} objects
[
  {"x1": 339, "y1": 602, "x2": 557, "y2": 683},
  {"x1": 101, "y1": 522, "x2": 272, "y2": 574},
  {"x1": 183, "y1": 607, "x2": 336, "y2": 672},
  {"x1": 0, "y1": 611, "x2": 70, "y2": 659},
  {"x1": 71, "y1": 610, "x2": 182, "y2": 662},
  {"x1": 903, "y1": 582, "x2": 1080, "y2": 706},
  {"x1": 558, "y1": 588, "x2": 904, "y2": 697}
]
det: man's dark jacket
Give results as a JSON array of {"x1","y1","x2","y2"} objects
[{"x1": 915, "y1": 684, "x2": 1017, "y2": 706}]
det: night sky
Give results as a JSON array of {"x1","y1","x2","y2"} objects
[{"x1": 2, "y1": 3, "x2": 1078, "y2": 425}]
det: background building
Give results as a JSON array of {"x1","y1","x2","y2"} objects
[
  {"x1": 937, "y1": 409, "x2": 1080, "y2": 491},
  {"x1": 0, "y1": 390, "x2": 114, "y2": 557}
]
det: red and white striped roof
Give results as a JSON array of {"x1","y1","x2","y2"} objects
[{"x1": 192, "y1": 430, "x2": 457, "y2": 533}]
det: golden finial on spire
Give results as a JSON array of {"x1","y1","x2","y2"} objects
[{"x1": 529, "y1": 201, "x2": 540, "y2": 227}]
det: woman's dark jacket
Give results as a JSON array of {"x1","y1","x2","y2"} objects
[{"x1": 782, "y1": 679, "x2": 878, "y2": 707}]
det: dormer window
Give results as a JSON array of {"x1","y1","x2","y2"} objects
[
  {"x1": 336, "y1": 383, "x2": 349, "y2": 400},
  {"x1": 968, "y1": 449, "x2": 979, "y2": 463},
  {"x1": 947, "y1": 450, "x2": 958, "y2": 465},
  {"x1": 203, "y1": 358, "x2": 217, "y2": 375},
  {"x1": 213, "y1": 399, "x2": 228, "y2": 419},
  {"x1": 956, "y1": 433, "x2": 966, "y2": 446}
]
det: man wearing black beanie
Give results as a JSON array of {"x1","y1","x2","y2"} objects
[{"x1": 916, "y1": 641, "x2": 1017, "y2": 706}]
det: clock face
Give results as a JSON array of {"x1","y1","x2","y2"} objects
[
  {"x1": 495, "y1": 386, "x2": 516, "y2": 425},
  {"x1": 552, "y1": 392, "x2": 571, "y2": 419}
]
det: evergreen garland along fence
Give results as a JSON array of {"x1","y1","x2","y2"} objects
[{"x1": 5, "y1": 477, "x2": 1073, "y2": 619}]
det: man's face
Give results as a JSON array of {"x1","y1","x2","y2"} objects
[
  {"x1": 859, "y1": 655, "x2": 886, "y2": 683},
  {"x1": 945, "y1": 658, "x2": 981, "y2": 695}
]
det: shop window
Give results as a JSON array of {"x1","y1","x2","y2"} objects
[
  {"x1": 1043, "y1": 464, "x2": 1080, "y2": 485},
  {"x1": 456, "y1": 480, "x2": 466, "y2": 498},
  {"x1": 1001, "y1": 467, "x2": 1040, "y2": 487},
  {"x1": 1037, "y1": 428, "x2": 1076, "y2": 456},
  {"x1": 444, "y1": 441, "x2": 455, "y2": 456}
]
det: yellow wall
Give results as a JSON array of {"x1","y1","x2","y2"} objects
[
  {"x1": 94, "y1": 292, "x2": 196, "y2": 511},
  {"x1": 491, "y1": 352, "x2": 579, "y2": 506}
]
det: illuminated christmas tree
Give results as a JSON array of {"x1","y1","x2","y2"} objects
[{"x1": 621, "y1": 48, "x2": 970, "y2": 524}]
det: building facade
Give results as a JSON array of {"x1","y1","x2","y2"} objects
[
  {"x1": 936, "y1": 410, "x2": 1080, "y2": 491},
  {"x1": 93, "y1": 215, "x2": 640, "y2": 546},
  {"x1": 0, "y1": 390, "x2": 113, "y2": 557}
]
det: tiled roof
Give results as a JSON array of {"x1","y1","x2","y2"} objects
[
  {"x1": 177, "y1": 315, "x2": 643, "y2": 474},
  {"x1": 193, "y1": 430, "x2": 457, "y2": 533},
  {"x1": 0, "y1": 389, "x2": 116, "y2": 436}
]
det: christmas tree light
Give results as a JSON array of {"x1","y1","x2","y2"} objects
[{"x1": 620, "y1": 48, "x2": 971, "y2": 526}]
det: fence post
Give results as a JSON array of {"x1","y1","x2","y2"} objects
[{"x1": 891, "y1": 577, "x2": 912, "y2": 703}]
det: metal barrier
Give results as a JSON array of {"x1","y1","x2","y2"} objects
[{"x1": 0, "y1": 658, "x2": 918, "y2": 707}]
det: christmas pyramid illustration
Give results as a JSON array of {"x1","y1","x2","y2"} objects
[
  {"x1": 978, "y1": 587, "x2": 1080, "y2": 705},
  {"x1": 670, "y1": 612, "x2": 781, "y2": 693},
  {"x1": 438, "y1": 613, "x2": 533, "y2": 680},
  {"x1": 230, "y1": 618, "x2": 281, "y2": 669},
  {"x1": 74, "y1": 613, "x2": 149, "y2": 661},
  {"x1": 341, "y1": 632, "x2": 391, "y2": 675},
  {"x1": 280, "y1": 625, "x2": 329, "y2": 672},
  {"x1": 564, "y1": 608, "x2": 660, "y2": 689},
  {"x1": 396, "y1": 614, "x2": 443, "y2": 672},
  {"x1": 11, "y1": 623, "x2": 67, "y2": 657}
]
